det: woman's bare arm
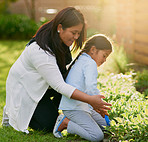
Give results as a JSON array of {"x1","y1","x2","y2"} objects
[{"x1": 71, "y1": 89, "x2": 112, "y2": 117}]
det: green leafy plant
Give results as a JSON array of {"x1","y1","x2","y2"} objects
[
  {"x1": 0, "y1": 14, "x2": 38, "y2": 40},
  {"x1": 98, "y1": 44, "x2": 130, "y2": 74},
  {"x1": 98, "y1": 72, "x2": 148, "y2": 141},
  {"x1": 0, "y1": 0, "x2": 18, "y2": 14},
  {"x1": 134, "y1": 70, "x2": 148, "y2": 98},
  {"x1": 87, "y1": 28, "x2": 99, "y2": 38}
]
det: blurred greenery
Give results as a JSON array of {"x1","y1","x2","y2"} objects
[
  {"x1": 98, "y1": 43, "x2": 130, "y2": 74},
  {"x1": 0, "y1": 14, "x2": 39, "y2": 40},
  {"x1": 0, "y1": 40, "x2": 27, "y2": 86},
  {"x1": 87, "y1": 28, "x2": 99, "y2": 38},
  {"x1": 134, "y1": 70, "x2": 148, "y2": 98},
  {"x1": 0, "y1": 0, "x2": 18, "y2": 14}
]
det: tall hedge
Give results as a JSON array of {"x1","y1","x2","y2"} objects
[{"x1": 0, "y1": 14, "x2": 39, "y2": 40}]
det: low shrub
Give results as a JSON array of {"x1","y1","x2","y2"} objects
[
  {"x1": 98, "y1": 44, "x2": 130, "y2": 74},
  {"x1": 134, "y1": 70, "x2": 148, "y2": 98},
  {"x1": 87, "y1": 28, "x2": 99, "y2": 38},
  {"x1": 98, "y1": 72, "x2": 148, "y2": 141},
  {"x1": 0, "y1": 14, "x2": 39, "y2": 40}
]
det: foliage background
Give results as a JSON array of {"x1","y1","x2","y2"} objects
[{"x1": 0, "y1": 14, "x2": 38, "y2": 40}]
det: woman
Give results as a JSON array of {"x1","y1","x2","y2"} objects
[{"x1": 2, "y1": 7, "x2": 111, "y2": 134}]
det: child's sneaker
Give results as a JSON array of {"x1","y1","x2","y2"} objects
[{"x1": 53, "y1": 114, "x2": 66, "y2": 138}]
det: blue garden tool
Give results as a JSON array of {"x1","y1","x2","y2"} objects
[{"x1": 105, "y1": 115, "x2": 110, "y2": 126}]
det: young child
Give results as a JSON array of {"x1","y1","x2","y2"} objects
[{"x1": 53, "y1": 34, "x2": 112, "y2": 141}]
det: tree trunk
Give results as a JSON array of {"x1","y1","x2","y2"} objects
[{"x1": 24, "y1": 0, "x2": 36, "y2": 21}]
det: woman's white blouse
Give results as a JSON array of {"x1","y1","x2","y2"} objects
[{"x1": 4, "y1": 42, "x2": 76, "y2": 133}]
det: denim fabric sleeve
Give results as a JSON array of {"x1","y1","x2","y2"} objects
[{"x1": 83, "y1": 60, "x2": 100, "y2": 96}]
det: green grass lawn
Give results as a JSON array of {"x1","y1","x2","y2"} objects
[
  {"x1": 0, "y1": 40, "x2": 28, "y2": 123},
  {"x1": 0, "y1": 40, "x2": 148, "y2": 142}
]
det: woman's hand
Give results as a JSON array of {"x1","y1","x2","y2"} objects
[
  {"x1": 88, "y1": 95, "x2": 111, "y2": 117},
  {"x1": 71, "y1": 89, "x2": 112, "y2": 118},
  {"x1": 98, "y1": 110, "x2": 109, "y2": 118},
  {"x1": 90, "y1": 95, "x2": 111, "y2": 118}
]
